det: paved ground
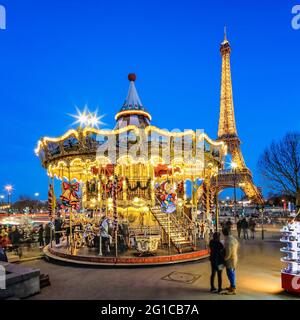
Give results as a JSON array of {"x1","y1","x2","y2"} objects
[{"x1": 19, "y1": 229, "x2": 300, "y2": 300}]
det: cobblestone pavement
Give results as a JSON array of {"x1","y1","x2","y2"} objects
[{"x1": 22, "y1": 231, "x2": 300, "y2": 300}]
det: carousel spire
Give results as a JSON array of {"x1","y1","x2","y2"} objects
[
  {"x1": 115, "y1": 73, "x2": 152, "y2": 129},
  {"x1": 123, "y1": 73, "x2": 143, "y2": 110}
]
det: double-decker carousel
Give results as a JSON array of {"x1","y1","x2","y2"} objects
[{"x1": 35, "y1": 74, "x2": 227, "y2": 266}]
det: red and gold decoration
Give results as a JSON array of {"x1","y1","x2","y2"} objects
[
  {"x1": 48, "y1": 184, "x2": 56, "y2": 217},
  {"x1": 60, "y1": 181, "x2": 80, "y2": 210}
]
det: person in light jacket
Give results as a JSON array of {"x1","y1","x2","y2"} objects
[{"x1": 223, "y1": 228, "x2": 239, "y2": 295}]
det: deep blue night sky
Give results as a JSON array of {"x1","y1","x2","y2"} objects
[{"x1": 0, "y1": 0, "x2": 299, "y2": 200}]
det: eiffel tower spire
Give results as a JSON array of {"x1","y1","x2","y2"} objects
[
  {"x1": 224, "y1": 24, "x2": 227, "y2": 42},
  {"x1": 218, "y1": 27, "x2": 238, "y2": 139}
]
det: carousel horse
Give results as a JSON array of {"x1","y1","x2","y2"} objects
[{"x1": 83, "y1": 223, "x2": 96, "y2": 247}]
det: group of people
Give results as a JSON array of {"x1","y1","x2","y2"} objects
[
  {"x1": 236, "y1": 217, "x2": 256, "y2": 240},
  {"x1": 37, "y1": 222, "x2": 54, "y2": 247},
  {"x1": 0, "y1": 222, "x2": 55, "y2": 261},
  {"x1": 220, "y1": 217, "x2": 257, "y2": 240},
  {"x1": 0, "y1": 225, "x2": 23, "y2": 261}
]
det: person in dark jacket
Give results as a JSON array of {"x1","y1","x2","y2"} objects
[
  {"x1": 54, "y1": 215, "x2": 63, "y2": 246},
  {"x1": 241, "y1": 218, "x2": 249, "y2": 240},
  {"x1": 236, "y1": 219, "x2": 242, "y2": 239},
  {"x1": 8, "y1": 226, "x2": 21, "y2": 257},
  {"x1": 209, "y1": 232, "x2": 225, "y2": 293},
  {"x1": 44, "y1": 223, "x2": 52, "y2": 245},
  {"x1": 0, "y1": 238, "x2": 8, "y2": 262},
  {"x1": 9, "y1": 226, "x2": 21, "y2": 247},
  {"x1": 38, "y1": 224, "x2": 44, "y2": 247},
  {"x1": 249, "y1": 218, "x2": 256, "y2": 239}
]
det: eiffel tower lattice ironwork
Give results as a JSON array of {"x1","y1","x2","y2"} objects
[{"x1": 213, "y1": 28, "x2": 263, "y2": 204}]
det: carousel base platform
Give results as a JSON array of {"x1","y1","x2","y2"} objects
[{"x1": 43, "y1": 245, "x2": 209, "y2": 267}]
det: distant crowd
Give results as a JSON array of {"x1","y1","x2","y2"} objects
[{"x1": 221, "y1": 217, "x2": 257, "y2": 240}]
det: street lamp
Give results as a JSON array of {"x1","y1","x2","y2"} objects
[
  {"x1": 5, "y1": 185, "x2": 13, "y2": 211},
  {"x1": 34, "y1": 192, "x2": 40, "y2": 213},
  {"x1": 231, "y1": 162, "x2": 238, "y2": 222},
  {"x1": 0, "y1": 195, "x2": 4, "y2": 208},
  {"x1": 281, "y1": 199, "x2": 286, "y2": 211}
]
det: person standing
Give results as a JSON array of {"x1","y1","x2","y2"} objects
[
  {"x1": 236, "y1": 219, "x2": 242, "y2": 239},
  {"x1": 0, "y1": 228, "x2": 9, "y2": 249},
  {"x1": 9, "y1": 226, "x2": 21, "y2": 254},
  {"x1": 54, "y1": 214, "x2": 63, "y2": 247},
  {"x1": 225, "y1": 218, "x2": 233, "y2": 232},
  {"x1": 249, "y1": 218, "x2": 256, "y2": 239},
  {"x1": 0, "y1": 238, "x2": 8, "y2": 262},
  {"x1": 209, "y1": 232, "x2": 225, "y2": 293},
  {"x1": 9, "y1": 226, "x2": 21, "y2": 247},
  {"x1": 38, "y1": 224, "x2": 44, "y2": 248},
  {"x1": 44, "y1": 222, "x2": 51, "y2": 245},
  {"x1": 241, "y1": 218, "x2": 249, "y2": 240},
  {"x1": 223, "y1": 228, "x2": 239, "y2": 295}
]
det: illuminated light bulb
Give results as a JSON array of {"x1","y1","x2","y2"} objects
[
  {"x1": 5, "y1": 185, "x2": 13, "y2": 193},
  {"x1": 231, "y1": 161, "x2": 238, "y2": 169}
]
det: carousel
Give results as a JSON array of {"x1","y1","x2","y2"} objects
[{"x1": 35, "y1": 74, "x2": 227, "y2": 266}]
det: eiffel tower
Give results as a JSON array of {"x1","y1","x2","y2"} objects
[{"x1": 213, "y1": 28, "x2": 263, "y2": 204}]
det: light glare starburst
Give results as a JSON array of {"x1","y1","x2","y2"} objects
[
  {"x1": 69, "y1": 106, "x2": 106, "y2": 129},
  {"x1": 87, "y1": 109, "x2": 106, "y2": 129}
]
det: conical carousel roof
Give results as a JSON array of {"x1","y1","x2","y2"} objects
[{"x1": 115, "y1": 73, "x2": 151, "y2": 129}]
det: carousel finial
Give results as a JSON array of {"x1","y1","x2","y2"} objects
[{"x1": 128, "y1": 73, "x2": 136, "y2": 82}]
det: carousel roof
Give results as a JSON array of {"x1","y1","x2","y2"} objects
[
  {"x1": 35, "y1": 73, "x2": 227, "y2": 177},
  {"x1": 115, "y1": 74, "x2": 151, "y2": 129}
]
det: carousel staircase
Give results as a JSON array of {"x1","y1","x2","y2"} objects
[{"x1": 150, "y1": 208, "x2": 195, "y2": 253}]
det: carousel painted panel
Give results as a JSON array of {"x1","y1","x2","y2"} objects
[{"x1": 135, "y1": 235, "x2": 161, "y2": 255}]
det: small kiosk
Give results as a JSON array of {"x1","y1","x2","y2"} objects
[{"x1": 280, "y1": 218, "x2": 300, "y2": 294}]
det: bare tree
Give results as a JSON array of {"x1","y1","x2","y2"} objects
[{"x1": 258, "y1": 132, "x2": 300, "y2": 205}]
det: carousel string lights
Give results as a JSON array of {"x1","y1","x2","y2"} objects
[{"x1": 36, "y1": 73, "x2": 227, "y2": 260}]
